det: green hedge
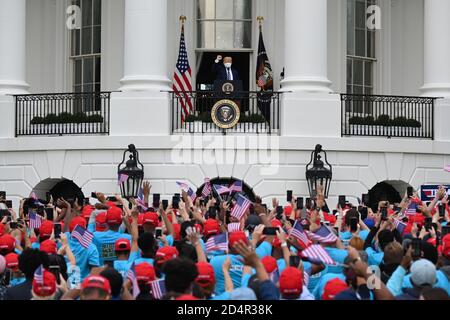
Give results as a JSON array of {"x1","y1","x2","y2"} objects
[
  {"x1": 31, "y1": 113, "x2": 104, "y2": 125},
  {"x1": 349, "y1": 114, "x2": 421, "y2": 128}
]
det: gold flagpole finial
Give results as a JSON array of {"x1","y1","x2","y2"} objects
[
  {"x1": 257, "y1": 16, "x2": 264, "y2": 30},
  {"x1": 179, "y1": 15, "x2": 187, "y2": 24}
]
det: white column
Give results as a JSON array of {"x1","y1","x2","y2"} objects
[
  {"x1": 0, "y1": 0, "x2": 29, "y2": 95},
  {"x1": 421, "y1": 0, "x2": 450, "y2": 97},
  {"x1": 119, "y1": 0, "x2": 171, "y2": 91},
  {"x1": 280, "y1": 0, "x2": 331, "y2": 93}
]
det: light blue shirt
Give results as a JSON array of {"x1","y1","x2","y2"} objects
[
  {"x1": 93, "y1": 230, "x2": 132, "y2": 264},
  {"x1": 365, "y1": 247, "x2": 384, "y2": 266},
  {"x1": 340, "y1": 230, "x2": 370, "y2": 242},
  {"x1": 324, "y1": 247, "x2": 348, "y2": 274},
  {"x1": 68, "y1": 235, "x2": 100, "y2": 280},
  {"x1": 114, "y1": 251, "x2": 140, "y2": 278}
]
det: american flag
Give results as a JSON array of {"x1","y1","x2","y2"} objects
[
  {"x1": 269, "y1": 270, "x2": 280, "y2": 284},
  {"x1": 172, "y1": 23, "x2": 193, "y2": 122},
  {"x1": 229, "y1": 180, "x2": 243, "y2": 193},
  {"x1": 213, "y1": 184, "x2": 231, "y2": 195},
  {"x1": 289, "y1": 221, "x2": 311, "y2": 248},
  {"x1": 136, "y1": 187, "x2": 148, "y2": 211},
  {"x1": 202, "y1": 178, "x2": 212, "y2": 198},
  {"x1": 405, "y1": 202, "x2": 418, "y2": 216},
  {"x1": 205, "y1": 233, "x2": 228, "y2": 252},
  {"x1": 303, "y1": 271, "x2": 310, "y2": 287},
  {"x1": 306, "y1": 225, "x2": 338, "y2": 244},
  {"x1": 151, "y1": 279, "x2": 166, "y2": 300},
  {"x1": 72, "y1": 225, "x2": 94, "y2": 248},
  {"x1": 118, "y1": 173, "x2": 129, "y2": 185},
  {"x1": 176, "y1": 181, "x2": 197, "y2": 202},
  {"x1": 34, "y1": 265, "x2": 44, "y2": 285},
  {"x1": 29, "y1": 212, "x2": 43, "y2": 229},
  {"x1": 301, "y1": 244, "x2": 335, "y2": 265},
  {"x1": 393, "y1": 219, "x2": 407, "y2": 235},
  {"x1": 126, "y1": 262, "x2": 140, "y2": 298},
  {"x1": 230, "y1": 194, "x2": 251, "y2": 221},
  {"x1": 227, "y1": 222, "x2": 241, "y2": 232}
]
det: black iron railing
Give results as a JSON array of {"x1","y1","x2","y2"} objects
[
  {"x1": 170, "y1": 91, "x2": 281, "y2": 134},
  {"x1": 341, "y1": 94, "x2": 435, "y2": 139},
  {"x1": 15, "y1": 92, "x2": 111, "y2": 136}
]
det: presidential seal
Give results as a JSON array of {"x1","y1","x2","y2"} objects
[
  {"x1": 211, "y1": 99, "x2": 240, "y2": 129},
  {"x1": 221, "y1": 82, "x2": 234, "y2": 95}
]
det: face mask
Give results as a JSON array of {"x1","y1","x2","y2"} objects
[{"x1": 224, "y1": 63, "x2": 232, "y2": 68}]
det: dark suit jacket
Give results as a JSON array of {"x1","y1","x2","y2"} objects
[
  {"x1": 212, "y1": 62, "x2": 240, "y2": 81},
  {"x1": 5, "y1": 280, "x2": 32, "y2": 300}
]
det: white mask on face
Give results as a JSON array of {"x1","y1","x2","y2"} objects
[{"x1": 224, "y1": 63, "x2": 232, "y2": 68}]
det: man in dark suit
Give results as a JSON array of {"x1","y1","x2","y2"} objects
[{"x1": 212, "y1": 55, "x2": 240, "y2": 81}]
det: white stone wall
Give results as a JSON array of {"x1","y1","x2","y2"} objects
[{"x1": 1, "y1": 144, "x2": 450, "y2": 211}]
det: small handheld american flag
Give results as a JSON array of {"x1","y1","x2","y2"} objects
[
  {"x1": 136, "y1": 187, "x2": 148, "y2": 211},
  {"x1": 126, "y1": 262, "x2": 140, "y2": 298},
  {"x1": 213, "y1": 184, "x2": 231, "y2": 195},
  {"x1": 118, "y1": 173, "x2": 129, "y2": 185},
  {"x1": 301, "y1": 244, "x2": 335, "y2": 265},
  {"x1": 229, "y1": 180, "x2": 243, "y2": 193},
  {"x1": 393, "y1": 218, "x2": 407, "y2": 235},
  {"x1": 202, "y1": 178, "x2": 212, "y2": 198},
  {"x1": 405, "y1": 202, "x2": 418, "y2": 216},
  {"x1": 289, "y1": 221, "x2": 311, "y2": 248},
  {"x1": 72, "y1": 225, "x2": 94, "y2": 248},
  {"x1": 29, "y1": 212, "x2": 43, "y2": 229},
  {"x1": 305, "y1": 225, "x2": 338, "y2": 243},
  {"x1": 176, "y1": 181, "x2": 197, "y2": 202},
  {"x1": 151, "y1": 279, "x2": 166, "y2": 300},
  {"x1": 227, "y1": 222, "x2": 241, "y2": 233},
  {"x1": 230, "y1": 194, "x2": 251, "y2": 221},
  {"x1": 34, "y1": 265, "x2": 44, "y2": 285},
  {"x1": 205, "y1": 233, "x2": 228, "y2": 252}
]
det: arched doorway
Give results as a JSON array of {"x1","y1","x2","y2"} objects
[
  {"x1": 197, "y1": 177, "x2": 256, "y2": 202},
  {"x1": 367, "y1": 180, "x2": 411, "y2": 211},
  {"x1": 32, "y1": 178, "x2": 84, "y2": 204}
]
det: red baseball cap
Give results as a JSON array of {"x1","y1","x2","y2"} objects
[
  {"x1": 135, "y1": 262, "x2": 156, "y2": 284},
  {"x1": 106, "y1": 206, "x2": 123, "y2": 226},
  {"x1": 142, "y1": 212, "x2": 159, "y2": 227},
  {"x1": 279, "y1": 267, "x2": 303, "y2": 296},
  {"x1": 39, "y1": 221, "x2": 53, "y2": 238},
  {"x1": 284, "y1": 205, "x2": 292, "y2": 216},
  {"x1": 203, "y1": 219, "x2": 220, "y2": 236},
  {"x1": 82, "y1": 205, "x2": 95, "y2": 219},
  {"x1": 0, "y1": 234, "x2": 16, "y2": 253},
  {"x1": 442, "y1": 234, "x2": 450, "y2": 258},
  {"x1": 0, "y1": 223, "x2": 5, "y2": 236},
  {"x1": 40, "y1": 239, "x2": 57, "y2": 255},
  {"x1": 322, "y1": 278, "x2": 349, "y2": 300},
  {"x1": 155, "y1": 246, "x2": 179, "y2": 265},
  {"x1": 81, "y1": 275, "x2": 111, "y2": 295},
  {"x1": 271, "y1": 219, "x2": 282, "y2": 228},
  {"x1": 261, "y1": 256, "x2": 278, "y2": 274},
  {"x1": 95, "y1": 212, "x2": 108, "y2": 231},
  {"x1": 195, "y1": 262, "x2": 215, "y2": 287},
  {"x1": 69, "y1": 216, "x2": 87, "y2": 233},
  {"x1": 229, "y1": 231, "x2": 248, "y2": 249},
  {"x1": 32, "y1": 269, "x2": 57, "y2": 297},
  {"x1": 114, "y1": 238, "x2": 131, "y2": 252},
  {"x1": 137, "y1": 213, "x2": 145, "y2": 227},
  {"x1": 5, "y1": 252, "x2": 19, "y2": 271}
]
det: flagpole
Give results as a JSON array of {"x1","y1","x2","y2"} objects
[{"x1": 179, "y1": 15, "x2": 186, "y2": 26}]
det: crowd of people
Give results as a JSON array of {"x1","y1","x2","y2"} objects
[{"x1": 0, "y1": 181, "x2": 449, "y2": 301}]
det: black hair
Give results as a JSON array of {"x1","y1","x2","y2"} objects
[
  {"x1": 81, "y1": 287, "x2": 109, "y2": 299},
  {"x1": 18, "y1": 249, "x2": 49, "y2": 280},
  {"x1": 192, "y1": 282, "x2": 206, "y2": 299},
  {"x1": 48, "y1": 254, "x2": 68, "y2": 281},
  {"x1": 247, "y1": 274, "x2": 263, "y2": 299},
  {"x1": 378, "y1": 230, "x2": 395, "y2": 251},
  {"x1": 421, "y1": 241, "x2": 439, "y2": 265},
  {"x1": 163, "y1": 257, "x2": 198, "y2": 294},
  {"x1": 180, "y1": 221, "x2": 195, "y2": 239},
  {"x1": 137, "y1": 232, "x2": 157, "y2": 258},
  {"x1": 136, "y1": 284, "x2": 154, "y2": 300},
  {"x1": 100, "y1": 267, "x2": 123, "y2": 298},
  {"x1": 175, "y1": 240, "x2": 197, "y2": 261},
  {"x1": 344, "y1": 208, "x2": 359, "y2": 226}
]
